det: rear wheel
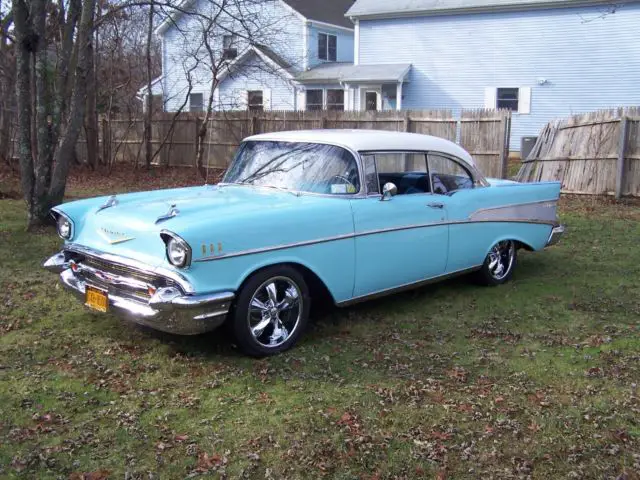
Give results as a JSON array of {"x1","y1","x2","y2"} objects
[
  {"x1": 476, "y1": 240, "x2": 517, "y2": 286},
  {"x1": 230, "y1": 266, "x2": 310, "y2": 357}
]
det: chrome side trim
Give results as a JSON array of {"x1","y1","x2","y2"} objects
[
  {"x1": 337, "y1": 265, "x2": 483, "y2": 307},
  {"x1": 64, "y1": 244, "x2": 195, "y2": 294},
  {"x1": 194, "y1": 218, "x2": 559, "y2": 263},
  {"x1": 195, "y1": 232, "x2": 356, "y2": 262},
  {"x1": 469, "y1": 199, "x2": 558, "y2": 222}
]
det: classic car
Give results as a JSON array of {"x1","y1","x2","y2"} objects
[{"x1": 44, "y1": 130, "x2": 564, "y2": 356}]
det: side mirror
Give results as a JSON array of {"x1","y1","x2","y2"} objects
[{"x1": 381, "y1": 182, "x2": 397, "y2": 201}]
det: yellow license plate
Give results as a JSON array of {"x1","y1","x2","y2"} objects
[{"x1": 85, "y1": 286, "x2": 108, "y2": 313}]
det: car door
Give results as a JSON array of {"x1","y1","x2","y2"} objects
[
  {"x1": 426, "y1": 152, "x2": 489, "y2": 273},
  {"x1": 350, "y1": 152, "x2": 449, "y2": 298}
]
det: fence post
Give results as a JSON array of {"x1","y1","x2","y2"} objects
[
  {"x1": 250, "y1": 114, "x2": 258, "y2": 135},
  {"x1": 320, "y1": 114, "x2": 328, "y2": 129},
  {"x1": 101, "y1": 116, "x2": 110, "y2": 165},
  {"x1": 498, "y1": 113, "x2": 509, "y2": 179},
  {"x1": 403, "y1": 111, "x2": 411, "y2": 132},
  {"x1": 616, "y1": 115, "x2": 629, "y2": 199}
]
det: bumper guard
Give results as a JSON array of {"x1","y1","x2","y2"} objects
[{"x1": 44, "y1": 250, "x2": 234, "y2": 335}]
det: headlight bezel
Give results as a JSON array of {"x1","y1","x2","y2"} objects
[
  {"x1": 160, "y1": 230, "x2": 192, "y2": 269},
  {"x1": 53, "y1": 210, "x2": 74, "y2": 240}
]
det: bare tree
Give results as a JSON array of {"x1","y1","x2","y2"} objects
[{"x1": 13, "y1": 0, "x2": 97, "y2": 228}]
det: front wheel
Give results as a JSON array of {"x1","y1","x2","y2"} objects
[
  {"x1": 476, "y1": 240, "x2": 517, "y2": 286},
  {"x1": 230, "y1": 266, "x2": 310, "y2": 357}
]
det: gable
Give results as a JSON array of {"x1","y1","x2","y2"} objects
[{"x1": 158, "y1": 0, "x2": 354, "y2": 36}]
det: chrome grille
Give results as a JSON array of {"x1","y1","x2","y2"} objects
[{"x1": 77, "y1": 254, "x2": 176, "y2": 300}]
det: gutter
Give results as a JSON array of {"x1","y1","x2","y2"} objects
[{"x1": 346, "y1": 0, "x2": 638, "y2": 21}]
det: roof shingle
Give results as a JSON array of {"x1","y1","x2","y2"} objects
[{"x1": 283, "y1": 0, "x2": 355, "y2": 28}]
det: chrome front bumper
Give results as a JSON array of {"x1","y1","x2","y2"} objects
[
  {"x1": 43, "y1": 250, "x2": 234, "y2": 335},
  {"x1": 546, "y1": 224, "x2": 565, "y2": 247}
]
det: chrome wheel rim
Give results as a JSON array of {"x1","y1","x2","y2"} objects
[
  {"x1": 487, "y1": 240, "x2": 515, "y2": 281},
  {"x1": 247, "y1": 276, "x2": 303, "y2": 348}
]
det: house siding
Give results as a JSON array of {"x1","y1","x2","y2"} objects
[
  {"x1": 218, "y1": 55, "x2": 296, "y2": 110},
  {"x1": 358, "y1": 4, "x2": 640, "y2": 150},
  {"x1": 306, "y1": 24, "x2": 354, "y2": 68},
  {"x1": 161, "y1": 0, "x2": 305, "y2": 111}
]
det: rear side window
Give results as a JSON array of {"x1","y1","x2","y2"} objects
[{"x1": 428, "y1": 153, "x2": 474, "y2": 194}]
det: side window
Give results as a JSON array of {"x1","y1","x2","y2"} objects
[
  {"x1": 428, "y1": 153, "x2": 474, "y2": 195},
  {"x1": 362, "y1": 155, "x2": 379, "y2": 195},
  {"x1": 372, "y1": 153, "x2": 430, "y2": 195}
]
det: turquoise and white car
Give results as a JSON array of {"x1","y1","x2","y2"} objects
[{"x1": 44, "y1": 130, "x2": 564, "y2": 356}]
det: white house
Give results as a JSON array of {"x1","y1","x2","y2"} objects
[
  {"x1": 144, "y1": 0, "x2": 358, "y2": 112},
  {"x1": 344, "y1": 0, "x2": 640, "y2": 149}
]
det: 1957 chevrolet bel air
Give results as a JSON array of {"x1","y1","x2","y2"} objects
[{"x1": 44, "y1": 130, "x2": 564, "y2": 356}]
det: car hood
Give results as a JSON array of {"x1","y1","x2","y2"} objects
[{"x1": 62, "y1": 185, "x2": 321, "y2": 266}]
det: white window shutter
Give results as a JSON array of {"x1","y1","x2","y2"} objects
[
  {"x1": 484, "y1": 87, "x2": 497, "y2": 109},
  {"x1": 296, "y1": 89, "x2": 306, "y2": 111},
  {"x1": 518, "y1": 87, "x2": 531, "y2": 114},
  {"x1": 263, "y1": 88, "x2": 272, "y2": 110}
]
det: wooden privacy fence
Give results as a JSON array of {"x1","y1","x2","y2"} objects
[
  {"x1": 516, "y1": 107, "x2": 640, "y2": 198},
  {"x1": 91, "y1": 109, "x2": 512, "y2": 178}
]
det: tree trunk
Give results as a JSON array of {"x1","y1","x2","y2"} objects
[
  {"x1": 13, "y1": 0, "x2": 36, "y2": 221},
  {"x1": 85, "y1": 25, "x2": 98, "y2": 169},
  {"x1": 48, "y1": 0, "x2": 97, "y2": 207},
  {"x1": 143, "y1": 2, "x2": 154, "y2": 169}
]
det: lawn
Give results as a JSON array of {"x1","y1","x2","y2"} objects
[{"x1": 1, "y1": 168, "x2": 639, "y2": 479}]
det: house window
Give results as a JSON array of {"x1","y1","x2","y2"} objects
[
  {"x1": 365, "y1": 91, "x2": 378, "y2": 111},
  {"x1": 223, "y1": 34, "x2": 238, "y2": 60},
  {"x1": 496, "y1": 88, "x2": 519, "y2": 111},
  {"x1": 318, "y1": 33, "x2": 337, "y2": 62},
  {"x1": 248, "y1": 90, "x2": 263, "y2": 112},
  {"x1": 306, "y1": 90, "x2": 323, "y2": 111},
  {"x1": 189, "y1": 93, "x2": 203, "y2": 112},
  {"x1": 326, "y1": 89, "x2": 344, "y2": 111}
]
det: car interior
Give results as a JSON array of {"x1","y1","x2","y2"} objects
[{"x1": 377, "y1": 172, "x2": 473, "y2": 195}]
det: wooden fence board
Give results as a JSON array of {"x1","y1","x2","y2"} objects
[
  {"x1": 516, "y1": 107, "x2": 640, "y2": 197},
  {"x1": 1, "y1": 109, "x2": 511, "y2": 178}
]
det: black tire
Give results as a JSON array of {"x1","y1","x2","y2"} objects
[
  {"x1": 230, "y1": 265, "x2": 310, "y2": 357},
  {"x1": 475, "y1": 240, "x2": 518, "y2": 286}
]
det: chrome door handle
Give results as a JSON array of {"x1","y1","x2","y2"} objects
[{"x1": 427, "y1": 202, "x2": 444, "y2": 209}]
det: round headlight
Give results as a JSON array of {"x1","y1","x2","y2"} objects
[
  {"x1": 57, "y1": 215, "x2": 72, "y2": 239},
  {"x1": 167, "y1": 238, "x2": 188, "y2": 267}
]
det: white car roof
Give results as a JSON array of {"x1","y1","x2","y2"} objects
[{"x1": 244, "y1": 129, "x2": 477, "y2": 167}]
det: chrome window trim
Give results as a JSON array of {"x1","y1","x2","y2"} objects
[
  {"x1": 426, "y1": 151, "x2": 489, "y2": 192},
  {"x1": 221, "y1": 140, "x2": 367, "y2": 199},
  {"x1": 64, "y1": 243, "x2": 195, "y2": 294}
]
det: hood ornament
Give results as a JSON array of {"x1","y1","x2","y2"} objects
[
  {"x1": 97, "y1": 195, "x2": 118, "y2": 213},
  {"x1": 155, "y1": 203, "x2": 180, "y2": 224}
]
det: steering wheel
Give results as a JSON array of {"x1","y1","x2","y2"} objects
[{"x1": 329, "y1": 175, "x2": 357, "y2": 194}]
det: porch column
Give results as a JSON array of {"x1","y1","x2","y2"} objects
[{"x1": 396, "y1": 81, "x2": 403, "y2": 111}]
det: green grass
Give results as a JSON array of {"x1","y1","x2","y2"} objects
[{"x1": 1, "y1": 181, "x2": 640, "y2": 478}]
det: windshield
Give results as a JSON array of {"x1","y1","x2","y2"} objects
[{"x1": 223, "y1": 141, "x2": 361, "y2": 195}]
